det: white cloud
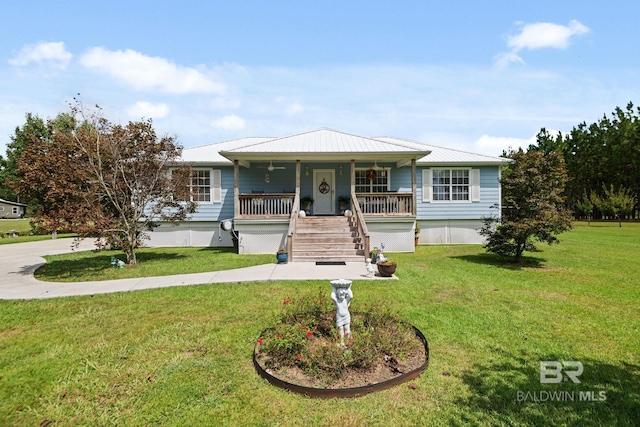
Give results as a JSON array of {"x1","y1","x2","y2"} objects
[
  {"x1": 495, "y1": 20, "x2": 590, "y2": 68},
  {"x1": 9, "y1": 42, "x2": 73, "y2": 69},
  {"x1": 475, "y1": 134, "x2": 535, "y2": 154},
  {"x1": 285, "y1": 102, "x2": 304, "y2": 115},
  {"x1": 475, "y1": 129, "x2": 563, "y2": 154},
  {"x1": 125, "y1": 101, "x2": 169, "y2": 119},
  {"x1": 80, "y1": 47, "x2": 224, "y2": 94},
  {"x1": 211, "y1": 114, "x2": 246, "y2": 130}
]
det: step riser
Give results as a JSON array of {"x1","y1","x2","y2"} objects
[{"x1": 293, "y1": 216, "x2": 364, "y2": 261}]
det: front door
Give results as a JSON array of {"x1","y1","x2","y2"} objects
[{"x1": 313, "y1": 169, "x2": 335, "y2": 215}]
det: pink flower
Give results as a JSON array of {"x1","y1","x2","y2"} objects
[
  {"x1": 296, "y1": 354, "x2": 302, "y2": 360},
  {"x1": 306, "y1": 331, "x2": 313, "y2": 339},
  {"x1": 257, "y1": 339, "x2": 263, "y2": 345}
]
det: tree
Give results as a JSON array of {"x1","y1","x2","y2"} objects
[
  {"x1": 590, "y1": 184, "x2": 636, "y2": 227},
  {"x1": 479, "y1": 150, "x2": 573, "y2": 263},
  {"x1": 575, "y1": 192, "x2": 594, "y2": 226},
  {"x1": 12, "y1": 102, "x2": 196, "y2": 264},
  {"x1": 0, "y1": 113, "x2": 51, "y2": 202}
]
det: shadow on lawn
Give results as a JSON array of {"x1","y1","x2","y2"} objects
[
  {"x1": 453, "y1": 253, "x2": 546, "y2": 270},
  {"x1": 451, "y1": 352, "x2": 640, "y2": 426},
  {"x1": 35, "y1": 251, "x2": 189, "y2": 280}
]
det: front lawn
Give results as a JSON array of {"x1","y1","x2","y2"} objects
[
  {"x1": 35, "y1": 247, "x2": 274, "y2": 282},
  {"x1": 1, "y1": 222, "x2": 638, "y2": 426}
]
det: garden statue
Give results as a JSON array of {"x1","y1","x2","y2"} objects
[
  {"x1": 365, "y1": 258, "x2": 375, "y2": 277},
  {"x1": 330, "y1": 279, "x2": 353, "y2": 347}
]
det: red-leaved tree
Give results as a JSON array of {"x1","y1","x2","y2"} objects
[{"x1": 13, "y1": 102, "x2": 196, "y2": 264}]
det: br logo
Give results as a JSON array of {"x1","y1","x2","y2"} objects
[{"x1": 540, "y1": 361, "x2": 584, "y2": 384}]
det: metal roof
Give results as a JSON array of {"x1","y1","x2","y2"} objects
[
  {"x1": 180, "y1": 129, "x2": 509, "y2": 166},
  {"x1": 225, "y1": 129, "x2": 426, "y2": 154},
  {"x1": 0, "y1": 198, "x2": 27, "y2": 207},
  {"x1": 374, "y1": 136, "x2": 511, "y2": 166},
  {"x1": 180, "y1": 137, "x2": 273, "y2": 164}
]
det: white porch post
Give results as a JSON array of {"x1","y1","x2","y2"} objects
[
  {"x1": 296, "y1": 160, "x2": 301, "y2": 196},
  {"x1": 350, "y1": 159, "x2": 355, "y2": 194},
  {"x1": 234, "y1": 160, "x2": 239, "y2": 218},
  {"x1": 411, "y1": 158, "x2": 417, "y2": 216}
]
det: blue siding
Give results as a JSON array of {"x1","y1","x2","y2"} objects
[
  {"x1": 188, "y1": 163, "x2": 501, "y2": 222},
  {"x1": 416, "y1": 166, "x2": 500, "y2": 220},
  {"x1": 190, "y1": 167, "x2": 234, "y2": 222}
]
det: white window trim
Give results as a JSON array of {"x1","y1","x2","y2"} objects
[
  {"x1": 425, "y1": 167, "x2": 480, "y2": 204},
  {"x1": 354, "y1": 167, "x2": 391, "y2": 193},
  {"x1": 189, "y1": 168, "x2": 222, "y2": 204},
  {"x1": 0, "y1": 206, "x2": 4, "y2": 211}
]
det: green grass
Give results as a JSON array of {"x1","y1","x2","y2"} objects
[
  {"x1": 0, "y1": 218, "x2": 75, "y2": 245},
  {"x1": 1, "y1": 222, "x2": 639, "y2": 426},
  {"x1": 35, "y1": 247, "x2": 274, "y2": 282}
]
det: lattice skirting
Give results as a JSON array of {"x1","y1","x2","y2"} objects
[
  {"x1": 146, "y1": 222, "x2": 234, "y2": 247},
  {"x1": 417, "y1": 219, "x2": 485, "y2": 245}
]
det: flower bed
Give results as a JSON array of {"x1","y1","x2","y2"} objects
[{"x1": 253, "y1": 290, "x2": 429, "y2": 396}]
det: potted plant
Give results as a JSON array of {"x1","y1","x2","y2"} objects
[
  {"x1": 377, "y1": 261, "x2": 397, "y2": 277},
  {"x1": 338, "y1": 195, "x2": 350, "y2": 214},
  {"x1": 414, "y1": 223, "x2": 421, "y2": 247},
  {"x1": 276, "y1": 248, "x2": 288, "y2": 264},
  {"x1": 301, "y1": 195, "x2": 314, "y2": 212},
  {"x1": 369, "y1": 247, "x2": 380, "y2": 264}
]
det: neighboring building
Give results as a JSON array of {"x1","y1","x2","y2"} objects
[
  {"x1": 0, "y1": 198, "x2": 27, "y2": 219},
  {"x1": 147, "y1": 129, "x2": 510, "y2": 261}
]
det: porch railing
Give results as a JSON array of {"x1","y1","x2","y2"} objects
[
  {"x1": 286, "y1": 194, "x2": 300, "y2": 259},
  {"x1": 238, "y1": 193, "x2": 295, "y2": 217},
  {"x1": 355, "y1": 193, "x2": 414, "y2": 215},
  {"x1": 351, "y1": 193, "x2": 370, "y2": 258}
]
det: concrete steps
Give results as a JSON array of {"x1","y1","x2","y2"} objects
[{"x1": 291, "y1": 216, "x2": 364, "y2": 263}]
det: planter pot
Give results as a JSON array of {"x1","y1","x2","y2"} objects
[
  {"x1": 276, "y1": 253, "x2": 288, "y2": 264},
  {"x1": 377, "y1": 262, "x2": 397, "y2": 277}
]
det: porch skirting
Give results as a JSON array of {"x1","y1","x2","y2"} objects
[
  {"x1": 146, "y1": 222, "x2": 234, "y2": 247},
  {"x1": 417, "y1": 219, "x2": 485, "y2": 245},
  {"x1": 364, "y1": 217, "x2": 416, "y2": 253},
  {"x1": 233, "y1": 218, "x2": 289, "y2": 254}
]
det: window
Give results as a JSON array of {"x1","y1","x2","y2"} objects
[
  {"x1": 191, "y1": 170, "x2": 211, "y2": 202},
  {"x1": 423, "y1": 168, "x2": 479, "y2": 202},
  {"x1": 433, "y1": 169, "x2": 469, "y2": 201},
  {"x1": 355, "y1": 168, "x2": 390, "y2": 193},
  {"x1": 12, "y1": 207, "x2": 19, "y2": 215},
  {"x1": 0, "y1": 206, "x2": 4, "y2": 211},
  {"x1": 187, "y1": 169, "x2": 221, "y2": 203}
]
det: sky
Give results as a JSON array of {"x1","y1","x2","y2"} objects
[{"x1": 2, "y1": 1, "x2": 640, "y2": 158}]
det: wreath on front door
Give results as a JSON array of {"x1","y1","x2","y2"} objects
[
  {"x1": 365, "y1": 169, "x2": 377, "y2": 181},
  {"x1": 319, "y1": 180, "x2": 330, "y2": 194}
]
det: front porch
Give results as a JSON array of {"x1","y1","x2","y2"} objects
[
  {"x1": 236, "y1": 192, "x2": 415, "y2": 218},
  {"x1": 218, "y1": 129, "x2": 428, "y2": 259},
  {"x1": 229, "y1": 160, "x2": 418, "y2": 261}
]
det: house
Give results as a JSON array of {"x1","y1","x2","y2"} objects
[
  {"x1": 0, "y1": 198, "x2": 27, "y2": 219},
  {"x1": 147, "y1": 129, "x2": 510, "y2": 261}
]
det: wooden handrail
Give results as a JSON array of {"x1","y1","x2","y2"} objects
[
  {"x1": 286, "y1": 193, "x2": 300, "y2": 260},
  {"x1": 238, "y1": 193, "x2": 295, "y2": 217},
  {"x1": 351, "y1": 193, "x2": 370, "y2": 258},
  {"x1": 354, "y1": 192, "x2": 413, "y2": 215}
]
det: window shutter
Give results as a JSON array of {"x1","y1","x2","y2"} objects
[
  {"x1": 422, "y1": 169, "x2": 432, "y2": 202},
  {"x1": 471, "y1": 169, "x2": 480, "y2": 202},
  {"x1": 212, "y1": 169, "x2": 222, "y2": 203}
]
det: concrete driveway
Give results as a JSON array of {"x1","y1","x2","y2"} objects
[{"x1": 0, "y1": 238, "x2": 390, "y2": 300}]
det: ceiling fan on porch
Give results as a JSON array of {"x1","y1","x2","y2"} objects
[{"x1": 258, "y1": 161, "x2": 286, "y2": 171}]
